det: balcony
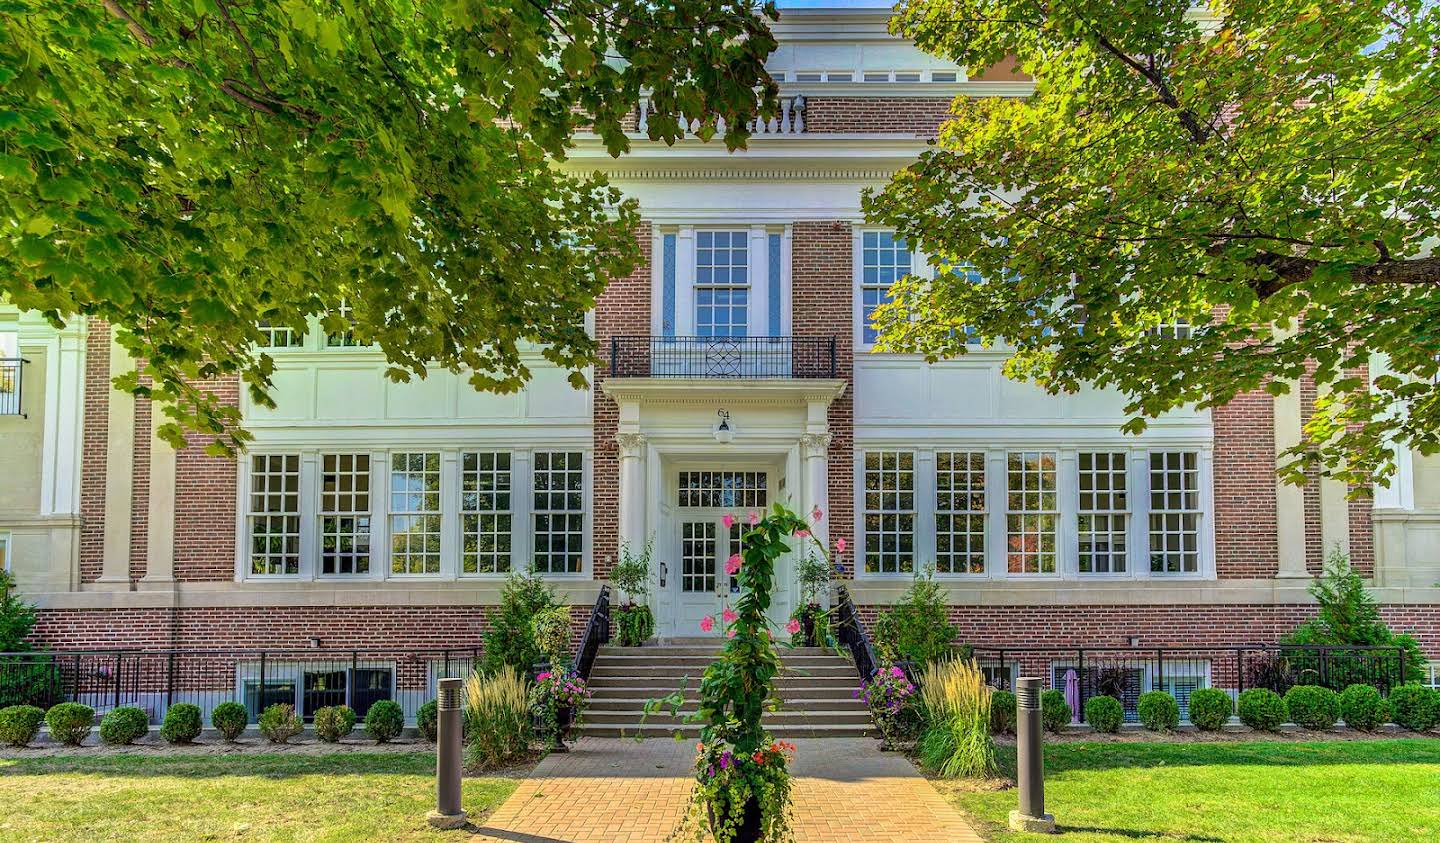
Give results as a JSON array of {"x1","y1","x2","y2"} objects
[
  {"x1": 608, "y1": 336, "x2": 837, "y2": 379},
  {"x1": 636, "y1": 94, "x2": 806, "y2": 136},
  {"x1": 0, "y1": 357, "x2": 25, "y2": 417}
]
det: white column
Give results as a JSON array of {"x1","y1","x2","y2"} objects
[
  {"x1": 801, "y1": 433, "x2": 831, "y2": 551},
  {"x1": 98, "y1": 329, "x2": 134, "y2": 585},
  {"x1": 1273, "y1": 381, "x2": 1310, "y2": 578},
  {"x1": 140, "y1": 405, "x2": 177, "y2": 586},
  {"x1": 615, "y1": 433, "x2": 648, "y2": 568}
]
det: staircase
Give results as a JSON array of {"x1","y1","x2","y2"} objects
[{"x1": 578, "y1": 641, "x2": 874, "y2": 738}]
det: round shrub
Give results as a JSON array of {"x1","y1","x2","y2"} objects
[
  {"x1": 45, "y1": 702, "x2": 95, "y2": 746},
  {"x1": 1084, "y1": 695, "x2": 1123, "y2": 733},
  {"x1": 313, "y1": 705, "x2": 356, "y2": 743},
  {"x1": 1339, "y1": 684, "x2": 1389, "y2": 732},
  {"x1": 1187, "y1": 688, "x2": 1233, "y2": 731},
  {"x1": 0, "y1": 705, "x2": 46, "y2": 747},
  {"x1": 364, "y1": 700, "x2": 405, "y2": 743},
  {"x1": 258, "y1": 703, "x2": 303, "y2": 744},
  {"x1": 159, "y1": 703, "x2": 203, "y2": 744},
  {"x1": 99, "y1": 706, "x2": 150, "y2": 746},
  {"x1": 417, "y1": 700, "x2": 439, "y2": 742},
  {"x1": 1388, "y1": 684, "x2": 1439, "y2": 732},
  {"x1": 989, "y1": 690, "x2": 1016, "y2": 734},
  {"x1": 1040, "y1": 689, "x2": 1071, "y2": 733},
  {"x1": 1237, "y1": 688, "x2": 1288, "y2": 732},
  {"x1": 211, "y1": 701, "x2": 248, "y2": 741},
  {"x1": 1138, "y1": 691, "x2": 1180, "y2": 732},
  {"x1": 1284, "y1": 685, "x2": 1341, "y2": 731}
]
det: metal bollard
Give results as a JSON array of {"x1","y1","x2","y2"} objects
[
  {"x1": 427, "y1": 677, "x2": 468, "y2": 830},
  {"x1": 1009, "y1": 677, "x2": 1056, "y2": 833}
]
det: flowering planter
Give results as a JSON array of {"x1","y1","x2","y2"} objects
[
  {"x1": 707, "y1": 794, "x2": 762, "y2": 843},
  {"x1": 800, "y1": 606, "x2": 822, "y2": 648}
]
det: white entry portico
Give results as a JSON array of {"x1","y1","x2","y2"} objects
[{"x1": 603, "y1": 379, "x2": 846, "y2": 638}]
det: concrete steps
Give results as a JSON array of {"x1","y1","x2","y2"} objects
[{"x1": 578, "y1": 643, "x2": 875, "y2": 739}]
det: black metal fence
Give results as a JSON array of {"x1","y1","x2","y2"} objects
[
  {"x1": 970, "y1": 645, "x2": 1407, "y2": 724},
  {"x1": 0, "y1": 648, "x2": 481, "y2": 726},
  {"x1": 609, "y1": 335, "x2": 838, "y2": 379},
  {"x1": 0, "y1": 357, "x2": 25, "y2": 416}
]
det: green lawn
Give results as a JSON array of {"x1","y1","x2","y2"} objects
[
  {"x1": 940, "y1": 739, "x2": 1440, "y2": 842},
  {"x1": 0, "y1": 753, "x2": 520, "y2": 842}
]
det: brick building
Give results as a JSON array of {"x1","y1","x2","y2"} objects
[{"x1": 2, "y1": 7, "x2": 1438, "y2": 714}]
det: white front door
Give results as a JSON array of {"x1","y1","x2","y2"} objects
[{"x1": 676, "y1": 517, "x2": 748, "y2": 636}]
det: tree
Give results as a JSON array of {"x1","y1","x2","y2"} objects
[
  {"x1": 0, "y1": 1, "x2": 779, "y2": 452},
  {"x1": 865, "y1": 0, "x2": 1440, "y2": 490}
]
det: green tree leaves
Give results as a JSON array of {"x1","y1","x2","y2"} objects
[
  {"x1": 868, "y1": 0, "x2": 1440, "y2": 490},
  {"x1": 0, "y1": 0, "x2": 778, "y2": 451}
]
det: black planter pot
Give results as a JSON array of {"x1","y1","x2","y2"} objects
[
  {"x1": 800, "y1": 605, "x2": 822, "y2": 648},
  {"x1": 552, "y1": 706, "x2": 574, "y2": 753},
  {"x1": 708, "y1": 794, "x2": 762, "y2": 843}
]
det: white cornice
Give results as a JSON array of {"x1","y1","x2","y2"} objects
[{"x1": 601, "y1": 378, "x2": 848, "y2": 407}]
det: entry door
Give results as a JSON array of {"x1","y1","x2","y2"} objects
[{"x1": 677, "y1": 519, "x2": 724, "y2": 635}]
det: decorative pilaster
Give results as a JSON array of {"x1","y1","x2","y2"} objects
[
  {"x1": 801, "y1": 432, "x2": 831, "y2": 550},
  {"x1": 615, "y1": 433, "x2": 648, "y2": 566}
]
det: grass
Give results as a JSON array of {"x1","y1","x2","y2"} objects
[
  {"x1": 937, "y1": 738, "x2": 1440, "y2": 842},
  {"x1": 0, "y1": 752, "x2": 520, "y2": 842}
]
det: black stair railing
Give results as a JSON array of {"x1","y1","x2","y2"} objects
[
  {"x1": 572, "y1": 584, "x2": 612, "y2": 681},
  {"x1": 834, "y1": 585, "x2": 878, "y2": 683}
]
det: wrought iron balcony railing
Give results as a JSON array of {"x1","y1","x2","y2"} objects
[
  {"x1": 0, "y1": 358, "x2": 25, "y2": 417},
  {"x1": 608, "y1": 336, "x2": 837, "y2": 379}
]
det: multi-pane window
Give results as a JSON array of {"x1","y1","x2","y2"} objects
[
  {"x1": 460, "y1": 451, "x2": 512, "y2": 575},
  {"x1": 1006, "y1": 451, "x2": 1057, "y2": 574},
  {"x1": 680, "y1": 520, "x2": 718, "y2": 594},
  {"x1": 325, "y1": 300, "x2": 363, "y2": 347},
  {"x1": 249, "y1": 454, "x2": 301, "y2": 576},
  {"x1": 1078, "y1": 452, "x2": 1128, "y2": 574},
  {"x1": 860, "y1": 231, "x2": 911, "y2": 344},
  {"x1": 695, "y1": 230, "x2": 749, "y2": 337},
  {"x1": 389, "y1": 452, "x2": 441, "y2": 575},
  {"x1": 1150, "y1": 451, "x2": 1201, "y2": 573},
  {"x1": 1150, "y1": 318, "x2": 1193, "y2": 340},
  {"x1": 677, "y1": 471, "x2": 767, "y2": 509},
  {"x1": 533, "y1": 451, "x2": 584, "y2": 574},
  {"x1": 320, "y1": 454, "x2": 371, "y2": 575},
  {"x1": 256, "y1": 321, "x2": 303, "y2": 349},
  {"x1": 863, "y1": 451, "x2": 915, "y2": 574},
  {"x1": 936, "y1": 452, "x2": 986, "y2": 574}
]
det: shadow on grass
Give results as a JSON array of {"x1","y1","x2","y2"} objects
[
  {"x1": 992, "y1": 737, "x2": 1440, "y2": 777},
  {"x1": 1055, "y1": 825, "x2": 1224, "y2": 842},
  {"x1": 0, "y1": 751, "x2": 465, "y2": 780}
]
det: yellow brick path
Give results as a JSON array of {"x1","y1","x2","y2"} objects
[{"x1": 472, "y1": 737, "x2": 983, "y2": 843}]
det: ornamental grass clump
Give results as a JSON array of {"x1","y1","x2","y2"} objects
[
  {"x1": 917, "y1": 657, "x2": 998, "y2": 779},
  {"x1": 464, "y1": 667, "x2": 532, "y2": 770}
]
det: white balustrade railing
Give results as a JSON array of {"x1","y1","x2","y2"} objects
[{"x1": 635, "y1": 95, "x2": 806, "y2": 136}]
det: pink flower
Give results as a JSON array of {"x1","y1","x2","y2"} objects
[
  {"x1": 795, "y1": 529, "x2": 809, "y2": 538},
  {"x1": 727, "y1": 628, "x2": 737, "y2": 639},
  {"x1": 785, "y1": 618, "x2": 801, "y2": 635},
  {"x1": 722, "y1": 607, "x2": 738, "y2": 623},
  {"x1": 810, "y1": 506, "x2": 823, "y2": 522},
  {"x1": 537, "y1": 672, "x2": 551, "y2": 681},
  {"x1": 747, "y1": 511, "x2": 760, "y2": 526},
  {"x1": 835, "y1": 537, "x2": 847, "y2": 554},
  {"x1": 700, "y1": 615, "x2": 714, "y2": 633},
  {"x1": 721, "y1": 513, "x2": 735, "y2": 529},
  {"x1": 724, "y1": 554, "x2": 742, "y2": 575}
]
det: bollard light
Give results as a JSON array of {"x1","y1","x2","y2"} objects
[
  {"x1": 427, "y1": 677, "x2": 468, "y2": 830},
  {"x1": 1009, "y1": 677, "x2": 1056, "y2": 834}
]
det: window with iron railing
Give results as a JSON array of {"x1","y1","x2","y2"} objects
[{"x1": 0, "y1": 331, "x2": 24, "y2": 417}]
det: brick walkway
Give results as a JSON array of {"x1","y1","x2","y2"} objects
[{"x1": 473, "y1": 738, "x2": 983, "y2": 843}]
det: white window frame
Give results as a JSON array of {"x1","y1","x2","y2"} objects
[
  {"x1": 1148, "y1": 451, "x2": 1204, "y2": 576},
  {"x1": 854, "y1": 228, "x2": 926, "y2": 351},
  {"x1": 1077, "y1": 451, "x2": 1130, "y2": 576},
  {"x1": 459, "y1": 450, "x2": 516, "y2": 577},
  {"x1": 658, "y1": 225, "x2": 786, "y2": 338},
  {"x1": 854, "y1": 445, "x2": 1215, "y2": 582},
  {"x1": 244, "y1": 453, "x2": 303, "y2": 578},
  {"x1": 531, "y1": 450, "x2": 588, "y2": 576},
  {"x1": 388, "y1": 451, "x2": 444, "y2": 577},
  {"x1": 0, "y1": 531, "x2": 9, "y2": 573},
  {"x1": 859, "y1": 450, "x2": 918, "y2": 577},
  {"x1": 318, "y1": 453, "x2": 374, "y2": 578},
  {"x1": 934, "y1": 451, "x2": 987, "y2": 576}
]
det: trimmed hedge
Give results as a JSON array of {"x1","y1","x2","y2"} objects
[
  {"x1": 1338, "y1": 684, "x2": 1389, "y2": 732},
  {"x1": 1040, "y1": 689, "x2": 1071, "y2": 733},
  {"x1": 313, "y1": 705, "x2": 357, "y2": 743},
  {"x1": 1084, "y1": 695, "x2": 1123, "y2": 733},
  {"x1": 1138, "y1": 691, "x2": 1180, "y2": 732},
  {"x1": 211, "y1": 701, "x2": 248, "y2": 741},
  {"x1": 989, "y1": 690, "x2": 1016, "y2": 734},
  {"x1": 99, "y1": 706, "x2": 149, "y2": 745},
  {"x1": 1388, "y1": 684, "x2": 1439, "y2": 732},
  {"x1": 417, "y1": 700, "x2": 439, "y2": 742},
  {"x1": 45, "y1": 702, "x2": 95, "y2": 746},
  {"x1": 1237, "y1": 688, "x2": 1288, "y2": 732},
  {"x1": 258, "y1": 703, "x2": 303, "y2": 744},
  {"x1": 1284, "y1": 685, "x2": 1341, "y2": 731},
  {"x1": 364, "y1": 700, "x2": 405, "y2": 743},
  {"x1": 159, "y1": 703, "x2": 203, "y2": 744},
  {"x1": 0, "y1": 705, "x2": 46, "y2": 747},
  {"x1": 1187, "y1": 688, "x2": 1233, "y2": 731}
]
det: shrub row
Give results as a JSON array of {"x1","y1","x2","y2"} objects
[{"x1": 0, "y1": 698, "x2": 447, "y2": 748}]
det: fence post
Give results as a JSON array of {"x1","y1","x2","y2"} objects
[
  {"x1": 1076, "y1": 648, "x2": 1085, "y2": 715},
  {"x1": 351, "y1": 651, "x2": 359, "y2": 709},
  {"x1": 71, "y1": 654, "x2": 79, "y2": 704},
  {"x1": 1319, "y1": 647, "x2": 1329, "y2": 688},
  {"x1": 1156, "y1": 648, "x2": 1164, "y2": 694},
  {"x1": 113, "y1": 653, "x2": 122, "y2": 711},
  {"x1": 258, "y1": 651, "x2": 267, "y2": 721},
  {"x1": 166, "y1": 651, "x2": 176, "y2": 715},
  {"x1": 1236, "y1": 648, "x2": 1245, "y2": 696}
]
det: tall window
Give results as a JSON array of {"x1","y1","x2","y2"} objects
[
  {"x1": 249, "y1": 454, "x2": 300, "y2": 576},
  {"x1": 320, "y1": 454, "x2": 371, "y2": 575},
  {"x1": 389, "y1": 452, "x2": 441, "y2": 575},
  {"x1": 1078, "y1": 452, "x2": 1128, "y2": 574},
  {"x1": 461, "y1": 451, "x2": 512, "y2": 575},
  {"x1": 1006, "y1": 451, "x2": 1057, "y2": 574},
  {"x1": 863, "y1": 451, "x2": 915, "y2": 574},
  {"x1": 533, "y1": 451, "x2": 584, "y2": 573},
  {"x1": 860, "y1": 231, "x2": 911, "y2": 344},
  {"x1": 936, "y1": 451, "x2": 985, "y2": 574},
  {"x1": 1150, "y1": 451, "x2": 1200, "y2": 573},
  {"x1": 695, "y1": 230, "x2": 749, "y2": 337}
]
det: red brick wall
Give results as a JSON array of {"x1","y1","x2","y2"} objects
[
  {"x1": 804, "y1": 97, "x2": 952, "y2": 135},
  {"x1": 1212, "y1": 390, "x2": 1280, "y2": 578},
  {"x1": 791, "y1": 221, "x2": 855, "y2": 573},
  {"x1": 591, "y1": 222, "x2": 652, "y2": 580},
  {"x1": 78, "y1": 319, "x2": 110, "y2": 583},
  {"x1": 174, "y1": 377, "x2": 242, "y2": 581}
]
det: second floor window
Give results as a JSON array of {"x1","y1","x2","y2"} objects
[
  {"x1": 695, "y1": 230, "x2": 750, "y2": 337},
  {"x1": 860, "y1": 231, "x2": 911, "y2": 345}
]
